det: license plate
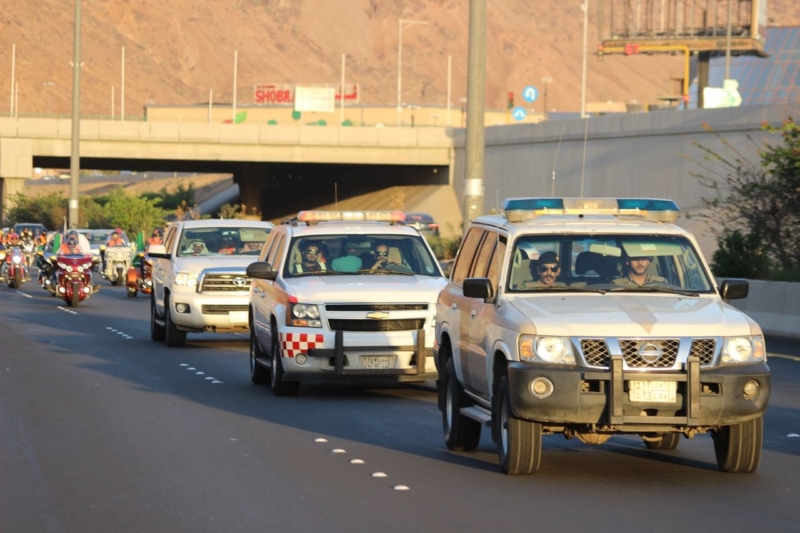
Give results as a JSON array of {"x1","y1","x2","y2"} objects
[
  {"x1": 361, "y1": 356, "x2": 394, "y2": 370},
  {"x1": 629, "y1": 380, "x2": 677, "y2": 403},
  {"x1": 229, "y1": 311, "x2": 249, "y2": 323}
]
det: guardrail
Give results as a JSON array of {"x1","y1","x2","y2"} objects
[{"x1": 731, "y1": 280, "x2": 800, "y2": 340}]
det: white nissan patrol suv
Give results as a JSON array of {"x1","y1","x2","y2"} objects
[
  {"x1": 435, "y1": 198, "x2": 770, "y2": 475},
  {"x1": 246, "y1": 210, "x2": 447, "y2": 395},
  {"x1": 148, "y1": 219, "x2": 274, "y2": 347}
]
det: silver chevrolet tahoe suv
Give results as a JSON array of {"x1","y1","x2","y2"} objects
[{"x1": 148, "y1": 219, "x2": 274, "y2": 347}]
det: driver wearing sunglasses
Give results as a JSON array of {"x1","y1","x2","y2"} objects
[
  {"x1": 522, "y1": 251, "x2": 566, "y2": 289},
  {"x1": 369, "y1": 242, "x2": 396, "y2": 271}
]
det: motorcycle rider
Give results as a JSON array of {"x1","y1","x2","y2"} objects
[
  {"x1": 59, "y1": 231, "x2": 83, "y2": 255},
  {"x1": 5, "y1": 232, "x2": 30, "y2": 281},
  {"x1": 147, "y1": 228, "x2": 163, "y2": 250},
  {"x1": 36, "y1": 230, "x2": 48, "y2": 248},
  {"x1": 20, "y1": 228, "x2": 35, "y2": 266}
]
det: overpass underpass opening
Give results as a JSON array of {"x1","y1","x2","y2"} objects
[{"x1": 238, "y1": 163, "x2": 450, "y2": 223}]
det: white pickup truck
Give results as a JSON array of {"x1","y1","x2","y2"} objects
[{"x1": 148, "y1": 219, "x2": 274, "y2": 347}]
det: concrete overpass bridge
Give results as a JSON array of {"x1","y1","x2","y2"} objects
[{"x1": 0, "y1": 118, "x2": 453, "y2": 222}]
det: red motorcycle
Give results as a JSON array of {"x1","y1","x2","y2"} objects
[
  {"x1": 55, "y1": 254, "x2": 96, "y2": 307},
  {"x1": 2, "y1": 246, "x2": 28, "y2": 289}
]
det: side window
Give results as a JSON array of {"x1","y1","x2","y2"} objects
[
  {"x1": 164, "y1": 227, "x2": 178, "y2": 253},
  {"x1": 486, "y1": 236, "x2": 506, "y2": 291},
  {"x1": 269, "y1": 234, "x2": 286, "y2": 270},
  {"x1": 259, "y1": 231, "x2": 278, "y2": 262},
  {"x1": 451, "y1": 227, "x2": 484, "y2": 286},
  {"x1": 471, "y1": 231, "x2": 497, "y2": 278}
]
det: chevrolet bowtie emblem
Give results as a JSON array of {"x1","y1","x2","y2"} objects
[{"x1": 366, "y1": 311, "x2": 390, "y2": 319}]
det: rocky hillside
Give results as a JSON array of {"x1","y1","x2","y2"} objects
[{"x1": 2, "y1": 0, "x2": 796, "y2": 117}]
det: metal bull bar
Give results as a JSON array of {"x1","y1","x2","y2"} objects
[
  {"x1": 307, "y1": 329, "x2": 428, "y2": 376},
  {"x1": 584, "y1": 355, "x2": 701, "y2": 426}
]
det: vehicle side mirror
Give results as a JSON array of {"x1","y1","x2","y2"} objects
[
  {"x1": 247, "y1": 261, "x2": 277, "y2": 281},
  {"x1": 719, "y1": 278, "x2": 748, "y2": 300},
  {"x1": 463, "y1": 277, "x2": 494, "y2": 303},
  {"x1": 147, "y1": 244, "x2": 170, "y2": 259}
]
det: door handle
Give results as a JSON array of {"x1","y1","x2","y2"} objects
[
  {"x1": 470, "y1": 310, "x2": 477, "y2": 317},
  {"x1": 451, "y1": 303, "x2": 457, "y2": 310}
]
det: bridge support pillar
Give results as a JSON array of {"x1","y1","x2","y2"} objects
[
  {"x1": 234, "y1": 162, "x2": 270, "y2": 219},
  {"x1": 0, "y1": 138, "x2": 33, "y2": 224}
]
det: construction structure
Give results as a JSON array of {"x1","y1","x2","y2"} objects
[{"x1": 596, "y1": 0, "x2": 768, "y2": 108}]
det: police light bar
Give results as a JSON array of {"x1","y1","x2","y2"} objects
[
  {"x1": 296, "y1": 210, "x2": 406, "y2": 224},
  {"x1": 501, "y1": 198, "x2": 680, "y2": 223}
]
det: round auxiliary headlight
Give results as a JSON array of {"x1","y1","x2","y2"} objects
[
  {"x1": 295, "y1": 353, "x2": 308, "y2": 365},
  {"x1": 293, "y1": 304, "x2": 309, "y2": 318},
  {"x1": 742, "y1": 380, "x2": 759, "y2": 400},
  {"x1": 175, "y1": 303, "x2": 188, "y2": 313},
  {"x1": 529, "y1": 377, "x2": 554, "y2": 399},
  {"x1": 66, "y1": 265, "x2": 73, "y2": 273}
]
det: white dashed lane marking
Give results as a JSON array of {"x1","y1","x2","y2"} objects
[
  {"x1": 106, "y1": 326, "x2": 133, "y2": 339},
  {"x1": 179, "y1": 363, "x2": 222, "y2": 384},
  {"x1": 17, "y1": 291, "x2": 33, "y2": 299},
  {"x1": 313, "y1": 437, "x2": 408, "y2": 490},
  {"x1": 57, "y1": 306, "x2": 78, "y2": 315}
]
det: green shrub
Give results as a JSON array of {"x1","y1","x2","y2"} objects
[
  {"x1": 710, "y1": 230, "x2": 771, "y2": 279},
  {"x1": 425, "y1": 234, "x2": 462, "y2": 260}
]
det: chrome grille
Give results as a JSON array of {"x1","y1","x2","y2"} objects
[
  {"x1": 199, "y1": 273, "x2": 250, "y2": 292},
  {"x1": 620, "y1": 339, "x2": 679, "y2": 368},
  {"x1": 325, "y1": 304, "x2": 428, "y2": 312},
  {"x1": 202, "y1": 304, "x2": 249, "y2": 315},
  {"x1": 690, "y1": 339, "x2": 716, "y2": 365},
  {"x1": 328, "y1": 318, "x2": 425, "y2": 332},
  {"x1": 581, "y1": 340, "x2": 610, "y2": 366}
]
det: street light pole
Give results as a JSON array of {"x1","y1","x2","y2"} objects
[
  {"x1": 580, "y1": 0, "x2": 589, "y2": 119},
  {"x1": 396, "y1": 19, "x2": 427, "y2": 127},
  {"x1": 69, "y1": 0, "x2": 82, "y2": 229},
  {"x1": 463, "y1": 0, "x2": 487, "y2": 233}
]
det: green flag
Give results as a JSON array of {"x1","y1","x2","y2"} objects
[
  {"x1": 137, "y1": 231, "x2": 145, "y2": 253},
  {"x1": 234, "y1": 110, "x2": 247, "y2": 124},
  {"x1": 53, "y1": 233, "x2": 61, "y2": 251}
]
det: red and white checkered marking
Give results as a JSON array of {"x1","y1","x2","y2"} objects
[{"x1": 280, "y1": 332, "x2": 324, "y2": 358}]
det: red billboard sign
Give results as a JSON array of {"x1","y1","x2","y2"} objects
[{"x1": 254, "y1": 83, "x2": 359, "y2": 105}]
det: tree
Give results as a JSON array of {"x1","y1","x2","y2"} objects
[
  {"x1": 104, "y1": 189, "x2": 168, "y2": 237},
  {"x1": 6, "y1": 192, "x2": 66, "y2": 229},
  {"x1": 690, "y1": 118, "x2": 800, "y2": 277}
]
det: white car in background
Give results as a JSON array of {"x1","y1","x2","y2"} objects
[{"x1": 148, "y1": 219, "x2": 274, "y2": 347}]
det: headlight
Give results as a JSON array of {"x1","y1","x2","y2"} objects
[
  {"x1": 0, "y1": 253, "x2": 6, "y2": 261},
  {"x1": 58, "y1": 262, "x2": 67, "y2": 269},
  {"x1": 66, "y1": 265, "x2": 73, "y2": 272},
  {"x1": 721, "y1": 336, "x2": 766, "y2": 364},
  {"x1": 519, "y1": 335, "x2": 576, "y2": 365},
  {"x1": 288, "y1": 303, "x2": 322, "y2": 328},
  {"x1": 174, "y1": 272, "x2": 199, "y2": 287},
  {"x1": 77, "y1": 266, "x2": 84, "y2": 273},
  {"x1": 12, "y1": 255, "x2": 21, "y2": 264}
]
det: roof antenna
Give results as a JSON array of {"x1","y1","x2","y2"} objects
[
  {"x1": 580, "y1": 116, "x2": 589, "y2": 198},
  {"x1": 551, "y1": 123, "x2": 566, "y2": 197}
]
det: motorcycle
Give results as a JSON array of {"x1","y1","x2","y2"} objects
[
  {"x1": 3, "y1": 246, "x2": 29, "y2": 288},
  {"x1": 102, "y1": 244, "x2": 133, "y2": 286},
  {"x1": 21, "y1": 240, "x2": 35, "y2": 267},
  {"x1": 55, "y1": 254, "x2": 96, "y2": 307},
  {"x1": 37, "y1": 251, "x2": 59, "y2": 296},
  {"x1": 125, "y1": 251, "x2": 153, "y2": 298}
]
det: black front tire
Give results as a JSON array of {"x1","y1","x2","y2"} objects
[
  {"x1": 150, "y1": 292, "x2": 166, "y2": 341},
  {"x1": 165, "y1": 300, "x2": 187, "y2": 347},
  {"x1": 442, "y1": 356, "x2": 481, "y2": 451},
  {"x1": 250, "y1": 322, "x2": 270, "y2": 385},
  {"x1": 712, "y1": 416, "x2": 763, "y2": 473},
  {"x1": 70, "y1": 283, "x2": 80, "y2": 308},
  {"x1": 270, "y1": 328, "x2": 299, "y2": 396},
  {"x1": 498, "y1": 374, "x2": 542, "y2": 475}
]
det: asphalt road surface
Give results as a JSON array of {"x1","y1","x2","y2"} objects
[{"x1": 2, "y1": 273, "x2": 799, "y2": 533}]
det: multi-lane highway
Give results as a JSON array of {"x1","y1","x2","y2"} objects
[{"x1": 2, "y1": 273, "x2": 800, "y2": 533}]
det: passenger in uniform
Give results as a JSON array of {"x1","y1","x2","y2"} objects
[
  {"x1": 521, "y1": 251, "x2": 567, "y2": 288},
  {"x1": 613, "y1": 255, "x2": 666, "y2": 287}
]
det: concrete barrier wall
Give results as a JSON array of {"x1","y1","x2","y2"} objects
[{"x1": 731, "y1": 280, "x2": 800, "y2": 340}]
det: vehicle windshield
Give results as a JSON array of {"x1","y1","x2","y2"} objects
[
  {"x1": 507, "y1": 234, "x2": 714, "y2": 293},
  {"x1": 284, "y1": 234, "x2": 441, "y2": 278},
  {"x1": 177, "y1": 226, "x2": 271, "y2": 257}
]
